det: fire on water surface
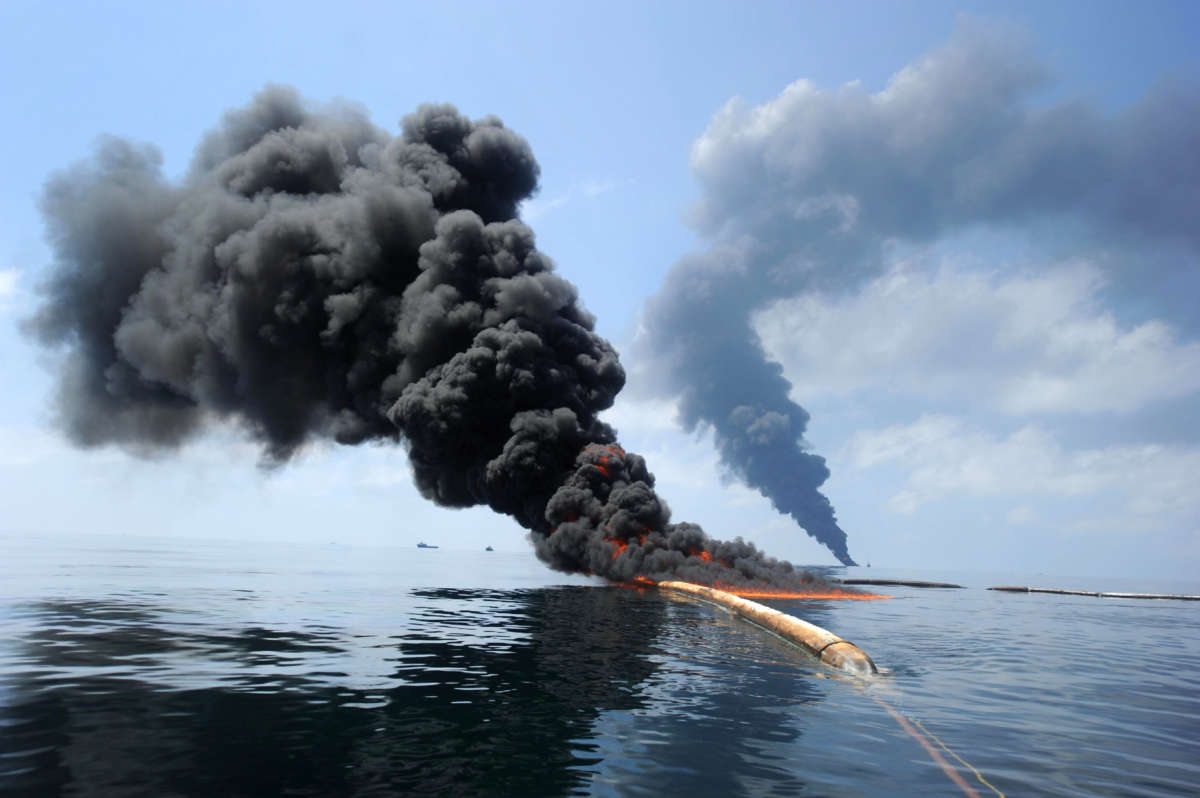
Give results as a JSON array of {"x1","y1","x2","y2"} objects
[
  {"x1": 618, "y1": 576, "x2": 891, "y2": 600},
  {"x1": 714, "y1": 586, "x2": 892, "y2": 600}
]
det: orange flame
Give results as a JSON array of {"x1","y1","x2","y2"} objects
[
  {"x1": 589, "y1": 443, "x2": 626, "y2": 480},
  {"x1": 606, "y1": 538, "x2": 629, "y2": 560},
  {"x1": 613, "y1": 575, "x2": 657, "y2": 590},
  {"x1": 610, "y1": 577, "x2": 888, "y2": 599},
  {"x1": 714, "y1": 583, "x2": 891, "y2": 600},
  {"x1": 605, "y1": 533, "x2": 647, "y2": 560},
  {"x1": 686, "y1": 547, "x2": 731, "y2": 567}
]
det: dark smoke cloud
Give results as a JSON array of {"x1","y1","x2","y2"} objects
[
  {"x1": 635, "y1": 21, "x2": 1200, "y2": 565},
  {"x1": 28, "y1": 85, "x2": 835, "y2": 591}
]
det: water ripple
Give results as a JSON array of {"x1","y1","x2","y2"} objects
[{"x1": 2, "y1": 540, "x2": 1198, "y2": 796}]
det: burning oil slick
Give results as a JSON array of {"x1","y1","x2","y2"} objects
[{"x1": 28, "y1": 87, "x2": 855, "y2": 594}]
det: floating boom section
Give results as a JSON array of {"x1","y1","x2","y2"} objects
[
  {"x1": 990, "y1": 586, "x2": 1200, "y2": 601},
  {"x1": 657, "y1": 581, "x2": 878, "y2": 677}
]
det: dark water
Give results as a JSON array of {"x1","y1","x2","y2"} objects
[{"x1": 2, "y1": 534, "x2": 1198, "y2": 796}]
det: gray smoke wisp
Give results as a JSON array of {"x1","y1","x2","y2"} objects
[
  {"x1": 28, "y1": 86, "x2": 835, "y2": 592},
  {"x1": 636, "y1": 21, "x2": 1200, "y2": 566}
]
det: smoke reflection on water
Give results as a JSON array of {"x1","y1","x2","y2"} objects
[
  {"x1": 0, "y1": 585, "x2": 828, "y2": 796},
  {"x1": 7, "y1": 538, "x2": 1199, "y2": 796}
]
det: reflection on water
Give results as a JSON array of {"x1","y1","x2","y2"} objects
[
  {"x1": 2, "y1": 588, "x2": 646, "y2": 795},
  {"x1": 7, "y1": 538, "x2": 1199, "y2": 796},
  {"x1": 588, "y1": 598, "x2": 822, "y2": 798},
  {"x1": 0, "y1": 586, "x2": 827, "y2": 796}
]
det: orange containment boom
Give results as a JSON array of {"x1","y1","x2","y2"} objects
[{"x1": 657, "y1": 581, "x2": 878, "y2": 677}]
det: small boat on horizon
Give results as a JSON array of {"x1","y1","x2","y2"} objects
[
  {"x1": 417, "y1": 542, "x2": 439, "y2": 549},
  {"x1": 485, "y1": 545, "x2": 494, "y2": 552}
]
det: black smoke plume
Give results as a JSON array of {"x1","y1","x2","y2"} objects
[
  {"x1": 28, "y1": 86, "x2": 837, "y2": 591},
  {"x1": 636, "y1": 22, "x2": 1200, "y2": 567},
  {"x1": 640, "y1": 243, "x2": 859, "y2": 566}
]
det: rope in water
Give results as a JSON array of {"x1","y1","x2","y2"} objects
[
  {"x1": 654, "y1": 582, "x2": 1005, "y2": 795},
  {"x1": 912, "y1": 716, "x2": 1006, "y2": 798},
  {"x1": 869, "y1": 694, "x2": 1005, "y2": 798}
]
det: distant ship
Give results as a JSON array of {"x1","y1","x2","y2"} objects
[
  {"x1": 485, "y1": 546, "x2": 494, "y2": 552},
  {"x1": 417, "y1": 542, "x2": 438, "y2": 549}
]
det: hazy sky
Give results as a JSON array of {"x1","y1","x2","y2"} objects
[{"x1": 2, "y1": 1, "x2": 1197, "y2": 580}]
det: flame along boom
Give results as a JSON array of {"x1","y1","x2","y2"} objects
[
  {"x1": 622, "y1": 576, "x2": 891, "y2": 601},
  {"x1": 711, "y1": 585, "x2": 891, "y2": 600},
  {"x1": 654, "y1": 580, "x2": 880, "y2": 676}
]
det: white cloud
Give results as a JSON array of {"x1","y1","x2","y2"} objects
[
  {"x1": 600, "y1": 395, "x2": 762, "y2": 502},
  {"x1": 519, "y1": 192, "x2": 571, "y2": 222},
  {"x1": 844, "y1": 414, "x2": 1200, "y2": 521},
  {"x1": 1005, "y1": 504, "x2": 1036, "y2": 525},
  {"x1": 0, "y1": 425, "x2": 67, "y2": 467},
  {"x1": 0, "y1": 269, "x2": 21, "y2": 314},
  {"x1": 0, "y1": 269, "x2": 18, "y2": 298},
  {"x1": 600, "y1": 394, "x2": 683, "y2": 437},
  {"x1": 519, "y1": 177, "x2": 634, "y2": 221},
  {"x1": 353, "y1": 447, "x2": 412, "y2": 488},
  {"x1": 581, "y1": 177, "x2": 635, "y2": 198},
  {"x1": 755, "y1": 260, "x2": 1200, "y2": 414}
]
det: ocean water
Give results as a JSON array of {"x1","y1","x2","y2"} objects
[{"x1": 1, "y1": 533, "x2": 1198, "y2": 797}]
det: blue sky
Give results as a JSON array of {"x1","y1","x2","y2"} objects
[{"x1": 2, "y1": 1, "x2": 1198, "y2": 580}]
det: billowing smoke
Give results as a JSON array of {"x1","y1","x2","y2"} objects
[
  {"x1": 28, "y1": 86, "x2": 831, "y2": 591},
  {"x1": 635, "y1": 21, "x2": 1200, "y2": 566}
]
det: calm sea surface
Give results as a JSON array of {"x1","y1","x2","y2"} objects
[{"x1": 1, "y1": 532, "x2": 1198, "y2": 797}]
